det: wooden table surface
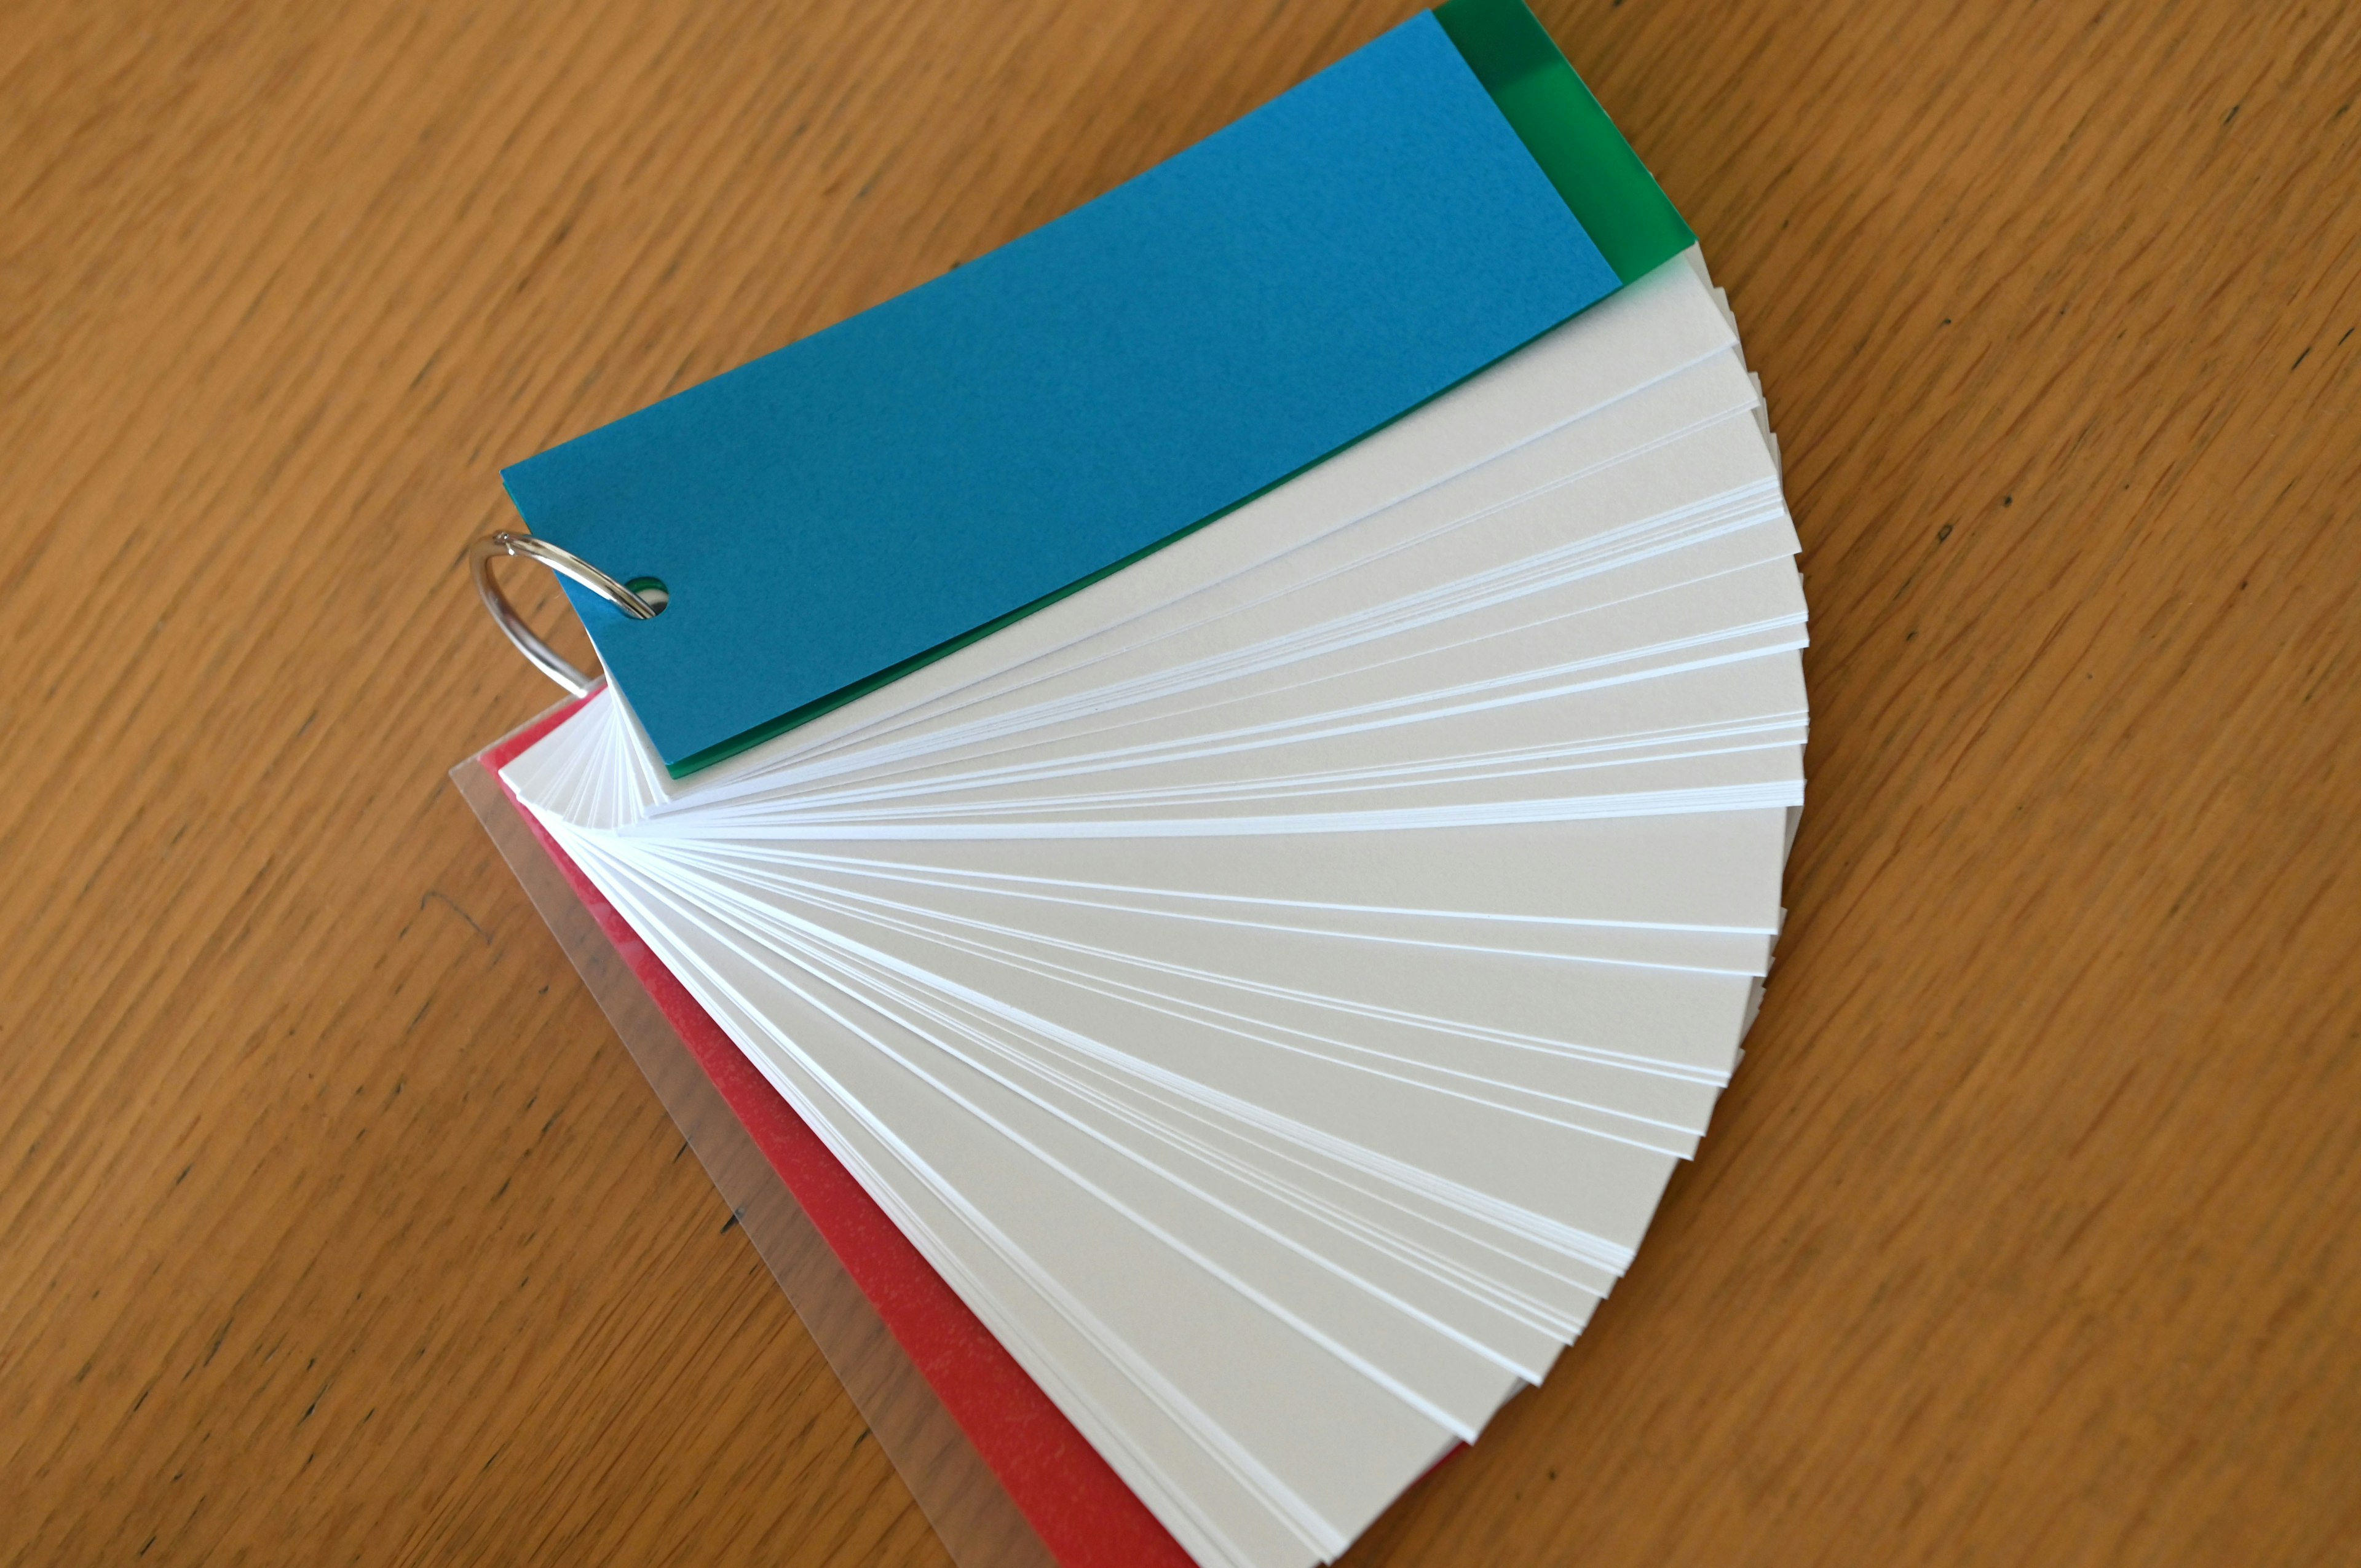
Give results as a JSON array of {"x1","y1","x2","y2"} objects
[{"x1": 6, "y1": 1, "x2": 2357, "y2": 1562}]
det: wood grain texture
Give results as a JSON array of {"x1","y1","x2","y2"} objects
[{"x1": 1, "y1": 0, "x2": 2355, "y2": 1564}]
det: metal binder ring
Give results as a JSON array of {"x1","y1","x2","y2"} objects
[{"x1": 469, "y1": 530, "x2": 664, "y2": 697}]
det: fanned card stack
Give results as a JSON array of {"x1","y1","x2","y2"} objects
[{"x1": 473, "y1": 4, "x2": 1805, "y2": 1564}]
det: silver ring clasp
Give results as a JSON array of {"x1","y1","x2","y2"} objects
[{"x1": 468, "y1": 530, "x2": 663, "y2": 697}]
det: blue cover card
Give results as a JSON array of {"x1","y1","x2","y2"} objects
[{"x1": 504, "y1": 13, "x2": 1619, "y2": 773}]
